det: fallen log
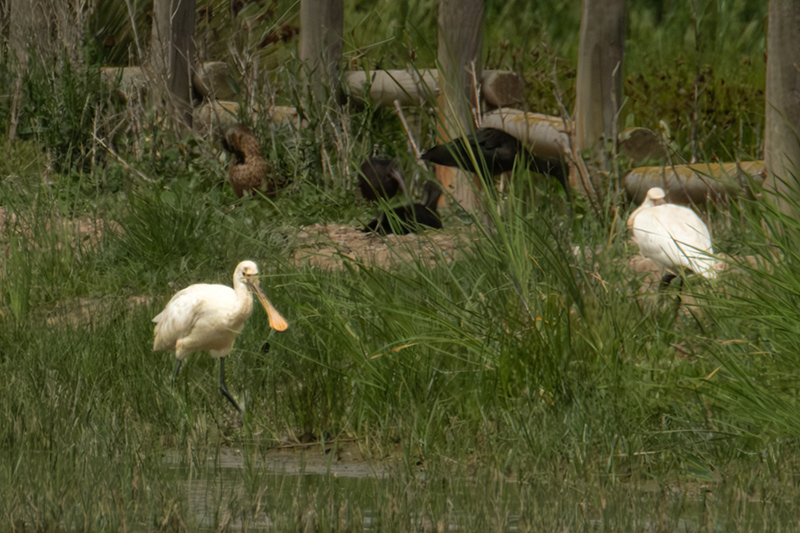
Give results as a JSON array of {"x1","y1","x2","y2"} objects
[
  {"x1": 193, "y1": 100, "x2": 240, "y2": 132},
  {"x1": 345, "y1": 69, "x2": 438, "y2": 107},
  {"x1": 617, "y1": 127, "x2": 665, "y2": 162},
  {"x1": 481, "y1": 70, "x2": 525, "y2": 108},
  {"x1": 480, "y1": 107, "x2": 570, "y2": 159},
  {"x1": 344, "y1": 69, "x2": 525, "y2": 108},
  {"x1": 624, "y1": 161, "x2": 767, "y2": 204},
  {"x1": 194, "y1": 102, "x2": 306, "y2": 133},
  {"x1": 100, "y1": 66, "x2": 149, "y2": 102},
  {"x1": 263, "y1": 105, "x2": 308, "y2": 129},
  {"x1": 192, "y1": 61, "x2": 237, "y2": 100}
]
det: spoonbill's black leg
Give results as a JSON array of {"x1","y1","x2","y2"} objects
[
  {"x1": 171, "y1": 360, "x2": 183, "y2": 386},
  {"x1": 219, "y1": 358, "x2": 241, "y2": 412}
]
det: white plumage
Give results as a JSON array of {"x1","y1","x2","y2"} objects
[
  {"x1": 627, "y1": 187, "x2": 716, "y2": 286},
  {"x1": 153, "y1": 260, "x2": 288, "y2": 411}
]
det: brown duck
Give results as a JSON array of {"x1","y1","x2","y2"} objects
[{"x1": 222, "y1": 124, "x2": 284, "y2": 197}]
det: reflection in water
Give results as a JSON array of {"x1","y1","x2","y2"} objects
[
  {"x1": 185, "y1": 473, "x2": 271, "y2": 530},
  {"x1": 163, "y1": 447, "x2": 787, "y2": 532},
  {"x1": 167, "y1": 447, "x2": 390, "y2": 531}
]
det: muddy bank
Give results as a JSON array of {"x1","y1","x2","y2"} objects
[
  {"x1": 293, "y1": 223, "x2": 477, "y2": 270},
  {"x1": 163, "y1": 439, "x2": 408, "y2": 479}
]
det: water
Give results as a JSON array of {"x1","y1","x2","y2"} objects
[{"x1": 159, "y1": 446, "x2": 793, "y2": 532}]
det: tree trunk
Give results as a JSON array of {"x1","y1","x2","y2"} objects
[
  {"x1": 150, "y1": 0, "x2": 196, "y2": 128},
  {"x1": 436, "y1": 0, "x2": 483, "y2": 210},
  {"x1": 764, "y1": 0, "x2": 800, "y2": 213},
  {"x1": 6, "y1": 0, "x2": 84, "y2": 67},
  {"x1": 300, "y1": 0, "x2": 343, "y2": 100},
  {"x1": 7, "y1": 0, "x2": 49, "y2": 142},
  {"x1": 573, "y1": 0, "x2": 626, "y2": 167},
  {"x1": 8, "y1": 0, "x2": 49, "y2": 65},
  {"x1": 0, "y1": 1, "x2": 9, "y2": 65}
]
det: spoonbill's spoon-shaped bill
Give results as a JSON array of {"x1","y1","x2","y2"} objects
[{"x1": 253, "y1": 285, "x2": 288, "y2": 332}]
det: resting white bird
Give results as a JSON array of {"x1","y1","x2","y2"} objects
[
  {"x1": 627, "y1": 187, "x2": 716, "y2": 289},
  {"x1": 153, "y1": 260, "x2": 288, "y2": 411}
]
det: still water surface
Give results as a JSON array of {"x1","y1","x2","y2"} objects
[{"x1": 162, "y1": 447, "x2": 789, "y2": 532}]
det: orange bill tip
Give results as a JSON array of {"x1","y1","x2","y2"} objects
[{"x1": 254, "y1": 289, "x2": 289, "y2": 332}]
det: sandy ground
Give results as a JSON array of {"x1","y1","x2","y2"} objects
[{"x1": 292, "y1": 222, "x2": 477, "y2": 270}]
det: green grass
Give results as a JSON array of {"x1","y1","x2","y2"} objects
[
  {"x1": 3, "y1": 167, "x2": 800, "y2": 528},
  {"x1": 0, "y1": 0, "x2": 796, "y2": 530}
]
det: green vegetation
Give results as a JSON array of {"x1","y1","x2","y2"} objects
[{"x1": 3, "y1": 0, "x2": 798, "y2": 530}]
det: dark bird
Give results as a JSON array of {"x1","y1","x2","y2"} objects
[
  {"x1": 420, "y1": 127, "x2": 570, "y2": 201},
  {"x1": 357, "y1": 157, "x2": 409, "y2": 203},
  {"x1": 222, "y1": 124, "x2": 285, "y2": 198},
  {"x1": 364, "y1": 180, "x2": 443, "y2": 235}
]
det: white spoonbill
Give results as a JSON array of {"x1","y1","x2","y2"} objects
[
  {"x1": 627, "y1": 187, "x2": 716, "y2": 289},
  {"x1": 152, "y1": 260, "x2": 288, "y2": 411}
]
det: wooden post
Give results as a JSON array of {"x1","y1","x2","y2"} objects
[
  {"x1": 573, "y1": 0, "x2": 626, "y2": 168},
  {"x1": 300, "y1": 0, "x2": 343, "y2": 99},
  {"x1": 150, "y1": 0, "x2": 196, "y2": 128},
  {"x1": 436, "y1": 0, "x2": 483, "y2": 211},
  {"x1": 764, "y1": 0, "x2": 800, "y2": 213}
]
